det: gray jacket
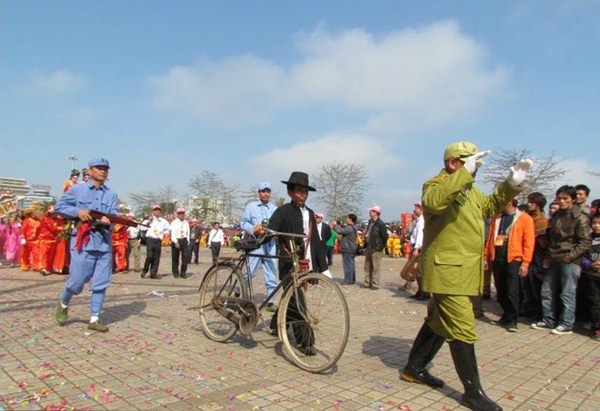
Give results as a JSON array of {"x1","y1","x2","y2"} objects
[{"x1": 333, "y1": 223, "x2": 358, "y2": 254}]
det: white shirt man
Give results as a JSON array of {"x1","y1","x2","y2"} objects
[
  {"x1": 170, "y1": 207, "x2": 191, "y2": 278},
  {"x1": 140, "y1": 205, "x2": 171, "y2": 279}
]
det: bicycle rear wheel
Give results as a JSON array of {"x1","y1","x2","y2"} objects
[
  {"x1": 277, "y1": 273, "x2": 350, "y2": 373},
  {"x1": 199, "y1": 263, "x2": 247, "y2": 342}
]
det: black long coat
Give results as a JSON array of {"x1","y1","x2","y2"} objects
[{"x1": 267, "y1": 201, "x2": 328, "y2": 279}]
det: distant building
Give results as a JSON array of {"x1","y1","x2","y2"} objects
[
  {"x1": 0, "y1": 177, "x2": 31, "y2": 196},
  {"x1": 0, "y1": 177, "x2": 55, "y2": 210},
  {"x1": 187, "y1": 195, "x2": 227, "y2": 223}
]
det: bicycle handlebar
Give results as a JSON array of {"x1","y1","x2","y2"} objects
[{"x1": 262, "y1": 228, "x2": 307, "y2": 239}]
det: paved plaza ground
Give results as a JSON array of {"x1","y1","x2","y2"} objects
[{"x1": 1, "y1": 247, "x2": 599, "y2": 410}]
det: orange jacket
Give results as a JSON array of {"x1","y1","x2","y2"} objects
[
  {"x1": 38, "y1": 215, "x2": 60, "y2": 241},
  {"x1": 112, "y1": 224, "x2": 129, "y2": 246},
  {"x1": 21, "y1": 217, "x2": 41, "y2": 242},
  {"x1": 485, "y1": 210, "x2": 535, "y2": 266}
]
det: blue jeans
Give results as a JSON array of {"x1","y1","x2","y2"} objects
[
  {"x1": 341, "y1": 252, "x2": 356, "y2": 283},
  {"x1": 541, "y1": 262, "x2": 581, "y2": 329},
  {"x1": 247, "y1": 241, "x2": 278, "y2": 302}
]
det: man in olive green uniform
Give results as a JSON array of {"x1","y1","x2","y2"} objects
[{"x1": 400, "y1": 141, "x2": 533, "y2": 411}]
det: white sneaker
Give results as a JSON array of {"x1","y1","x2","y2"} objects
[
  {"x1": 321, "y1": 270, "x2": 332, "y2": 279},
  {"x1": 551, "y1": 325, "x2": 573, "y2": 335},
  {"x1": 531, "y1": 321, "x2": 551, "y2": 330}
]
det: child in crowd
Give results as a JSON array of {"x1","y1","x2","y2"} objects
[
  {"x1": 3, "y1": 215, "x2": 21, "y2": 267},
  {"x1": 582, "y1": 213, "x2": 600, "y2": 341}
]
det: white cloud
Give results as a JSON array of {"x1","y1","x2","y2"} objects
[
  {"x1": 21, "y1": 69, "x2": 87, "y2": 97},
  {"x1": 147, "y1": 54, "x2": 286, "y2": 126},
  {"x1": 560, "y1": 158, "x2": 600, "y2": 200},
  {"x1": 147, "y1": 21, "x2": 510, "y2": 133},
  {"x1": 247, "y1": 133, "x2": 403, "y2": 179}
]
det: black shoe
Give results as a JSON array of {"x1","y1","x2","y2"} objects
[
  {"x1": 489, "y1": 317, "x2": 508, "y2": 326},
  {"x1": 401, "y1": 367, "x2": 444, "y2": 388},
  {"x1": 173, "y1": 274, "x2": 180, "y2": 278},
  {"x1": 180, "y1": 273, "x2": 187, "y2": 279},
  {"x1": 410, "y1": 291, "x2": 422, "y2": 299},
  {"x1": 141, "y1": 271, "x2": 147, "y2": 278},
  {"x1": 150, "y1": 276, "x2": 160, "y2": 280},
  {"x1": 298, "y1": 345, "x2": 317, "y2": 356}
]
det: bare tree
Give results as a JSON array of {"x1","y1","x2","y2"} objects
[
  {"x1": 129, "y1": 184, "x2": 178, "y2": 216},
  {"x1": 313, "y1": 162, "x2": 371, "y2": 220},
  {"x1": 189, "y1": 171, "x2": 227, "y2": 197},
  {"x1": 480, "y1": 148, "x2": 568, "y2": 201},
  {"x1": 188, "y1": 171, "x2": 240, "y2": 224}
]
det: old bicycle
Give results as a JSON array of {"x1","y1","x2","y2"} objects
[{"x1": 197, "y1": 229, "x2": 349, "y2": 373}]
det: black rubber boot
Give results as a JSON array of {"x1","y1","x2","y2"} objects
[
  {"x1": 449, "y1": 341, "x2": 502, "y2": 411},
  {"x1": 401, "y1": 322, "x2": 445, "y2": 388}
]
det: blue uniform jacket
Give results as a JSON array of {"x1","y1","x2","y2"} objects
[{"x1": 55, "y1": 181, "x2": 119, "y2": 252}]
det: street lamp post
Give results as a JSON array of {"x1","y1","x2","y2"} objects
[{"x1": 67, "y1": 155, "x2": 78, "y2": 170}]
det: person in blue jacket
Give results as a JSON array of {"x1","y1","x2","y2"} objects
[{"x1": 54, "y1": 157, "x2": 119, "y2": 333}]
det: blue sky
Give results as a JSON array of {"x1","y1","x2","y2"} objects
[{"x1": 2, "y1": 0, "x2": 599, "y2": 221}]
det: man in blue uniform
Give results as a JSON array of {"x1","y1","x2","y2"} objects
[
  {"x1": 240, "y1": 182, "x2": 279, "y2": 311},
  {"x1": 54, "y1": 157, "x2": 119, "y2": 333}
]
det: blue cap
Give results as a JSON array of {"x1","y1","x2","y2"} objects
[
  {"x1": 88, "y1": 157, "x2": 110, "y2": 169},
  {"x1": 257, "y1": 182, "x2": 271, "y2": 191}
]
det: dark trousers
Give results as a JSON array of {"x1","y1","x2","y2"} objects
[
  {"x1": 210, "y1": 242, "x2": 221, "y2": 264},
  {"x1": 171, "y1": 239, "x2": 189, "y2": 276},
  {"x1": 143, "y1": 238, "x2": 162, "y2": 278},
  {"x1": 492, "y1": 259, "x2": 521, "y2": 322},
  {"x1": 188, "y1": 241, "x2": 200, "y2": 264},
  {"x1": 326, "y1": 246, "x2": 334, "y2": 266},
  {"x1": 521, "y1": 266, "x2": 543, "y2": 320},
  {"x1": 269, "y1": 274, "x2": 314, "y2": 347},
  {"x1": 589, "y1": 277, "x2": 600, "y2": 332},
  {"x1": 342, "y1": 252, "x2": 356, "y2": 283}
]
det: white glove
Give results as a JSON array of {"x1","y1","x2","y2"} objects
[
  {"x1": 507, "y1": 158, "x2": 534, "y2": 187},
  {"x1": 463, "y1": 150, "x2": 491, "y2": 174},
  {"x1": 21, "y1": 238, "x2": 26, "y2": 245}
]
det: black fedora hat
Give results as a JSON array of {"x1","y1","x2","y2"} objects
[{"x1": 281, "y1": 171, "x2": 316, "y2": 192}]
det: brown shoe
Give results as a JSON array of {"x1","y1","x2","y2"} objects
[
  {"x1": 88, "y1": 322, "x2": 109, "y2": 333},
  {"x1": 56, "y1": 305, "x2": 68, "y2": 325}
]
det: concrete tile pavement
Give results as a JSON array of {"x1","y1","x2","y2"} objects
[{"x1": 1, "y1": 248, "x2": 599, "y2": 410}]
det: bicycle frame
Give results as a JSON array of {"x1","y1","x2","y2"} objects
[{"x1": 199, "y1": 230, "x2": 307, "y2": 316}]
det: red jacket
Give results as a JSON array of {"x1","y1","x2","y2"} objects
[
  {"x1": 485, "y1": 210, "x2": 535, "y2": 266},
  {"x1": 21, "y1": 217, "x2": 41, "y2": 242}
]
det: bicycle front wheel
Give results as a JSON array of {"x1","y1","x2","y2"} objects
[
  {"x1": 199, "y1": 263, "x2": 247, "y2": 342},
  {"x1": 278, "y1": 273, "x2": 350, "y2": 373}
]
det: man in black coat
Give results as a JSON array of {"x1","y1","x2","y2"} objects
[
  {"x1": 364, "y1": 205, "x2": 389, "y2": 289},
  {"x1": 254, "y1": 171, "x2": 326, "y2": 356}
]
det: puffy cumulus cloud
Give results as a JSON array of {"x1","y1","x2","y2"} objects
[
  {"x1": 21, "y1": 69, "x2": 87, "y2": 97},
  {"x1": 148, "y1": 21, "x2": 510, "y2": 132},
  {"x1": 147, "y1": 54, "x2": 286, "y2": 126},
  {"x1": 247, "y1": 133, "x2": 402, "y2": 179}
]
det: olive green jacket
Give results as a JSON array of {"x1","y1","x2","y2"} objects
[{"x1": 421, "y1": 167, "x2": 520, "y2": 296}]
